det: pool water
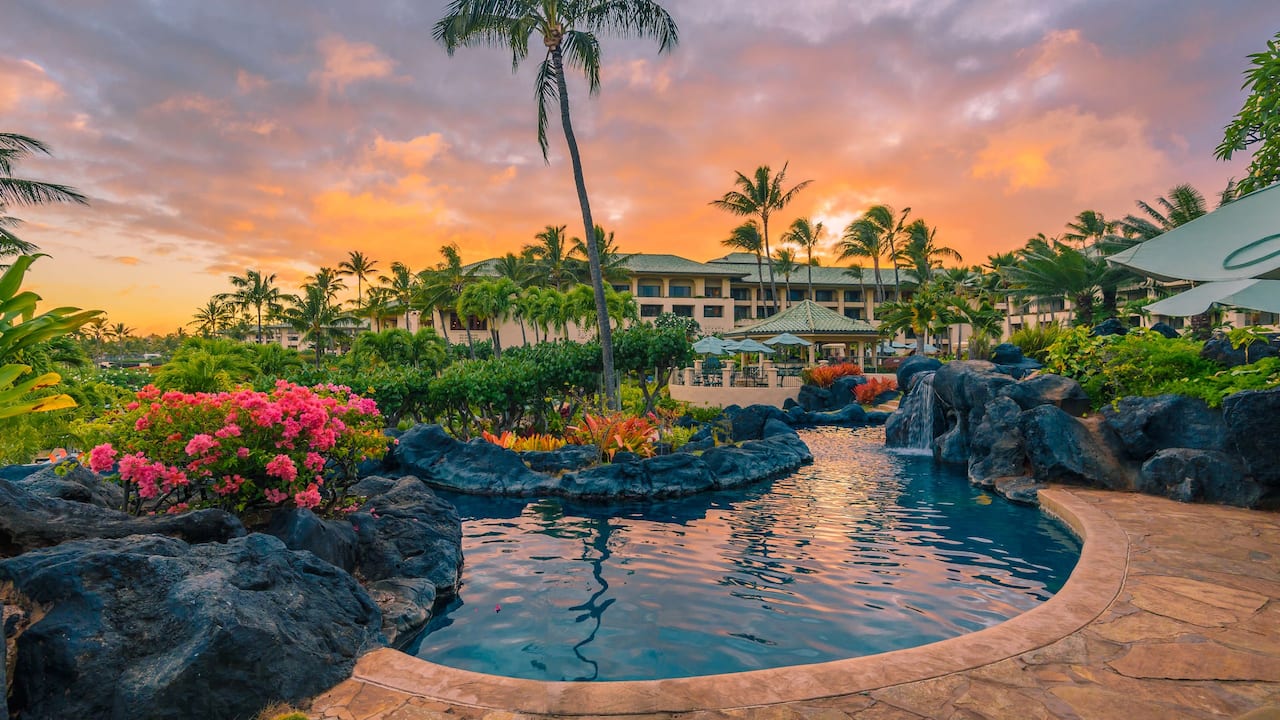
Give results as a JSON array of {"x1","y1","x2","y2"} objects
[{"x1": 406, "y1": 427, "x2": 1081, "y2": 681}]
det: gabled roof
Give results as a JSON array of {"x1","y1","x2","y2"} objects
[
  {"x1": 621, "y1": 253, "x2": 748, "y2": 276},
  {"x1": 726, "y1": 300, "x2": 878, "y2": 337}
]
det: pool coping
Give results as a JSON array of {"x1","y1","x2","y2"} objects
[{"x1": 344, "y1": 487, "x2": 1128, "y2": 715}]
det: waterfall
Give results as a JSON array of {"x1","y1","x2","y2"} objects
[{"x1": 904, "y1": 372, "x2": 937, "y2": 451}]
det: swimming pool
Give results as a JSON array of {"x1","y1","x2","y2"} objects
[{"x1": 406, "y1": 427, "x2": 1080, "y2": 681}]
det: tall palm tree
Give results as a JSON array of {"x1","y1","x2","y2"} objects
[
  {"x1": 898, "y1": 219, "x2": 961, "y2": 285},
  {"x1": 458, "y1": 278, "x2": 519, "y2": 357},
  {"x1": 525, "y1": 224, "x2": 575, "y2": 289},
  {"x1": 377, "y1": 262, "x2": 419, "y2": 330},
  {"x1": 222, "y1": 269, "x2": 283, "y2": 344},
  {"x1": 0, "y1": 133, "x2": 88, "y2": 208},
  {"x1": 435, "y1": 0, "x2": 678, "y2": 410},
  {"x1": 1061, "y1": 210, "x2": 1114, "y2": 249},
  {"x1": 492, "y1": 252, "x2": 536, "y2": 288},
  {"x1": 1114, "y1": 183, "x2": 1209, "y2": 242},
  {"x1": 0, "y1": 206, "x2": 38, "y2": 261},
  {"x1": 279, "y1": 284, "x2": 357, "y2": 368},
  {"x1": 108, "y1": 322, "x2": 133, "y2": 341},
  {"x1": 711, "y1": 163, "x2": 812, "y2": 312},
  {"x1": 417, "y1": 243, "x2": 480, "y2": 349},
  {"x1": 772, "y1": 248, "x2": 800, "y2": 306},
  {"x1": 338, "y1": 251, "x2": 380, "y2": 316},
  {"x1": 361, "y1": 287, "x2": 395, "y2": 332},
  {"x1": 858, "y1": 205, "x2": 912, "y2": 292},
  {"x1": 837, "y1": 219, "x2": 888, "y2": 303},
  {"x1": 189, "y1": 299, "x2": 237, "y2": 338},
  {"x1": 781, "y1": 217, "x2": 824, "y2": 298},
  {"x1": 306, "y1": 266, "x2": 348, "y2": 301},
  {"x1": 571, "y1": 224, "x2": 631, "y2": 285},
  {"x1": 721, "y1": 220, "x2": 766, "y2": 317}
]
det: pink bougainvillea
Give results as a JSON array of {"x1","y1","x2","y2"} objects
[{"x1": 87, "y1": 381, "x2": 385, "y2": 516}]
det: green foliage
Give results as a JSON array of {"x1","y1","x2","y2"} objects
[
  {"x1": 154, "y1": 339, "x2": 258, "y2": 393},
  {"x1": 654, "y1": 311, "x2": 700, "y2": 338},
  {"x1": 346, "y1": 328, "x2": 447, "y2": 373},
  {"x1": 612, "y1": 323, "x2": 693, "y2": 414},
  {"x1": 1228, "y1": 325, "x2": 1271, "y2": 351},
  {"x1": 1044, "y1": 326, "x2": 1218, "y2": 407},
  {"x1": 660, "y1": 424, "x2": 696, "y2": 450},
  {"x1": 682, "y1": 404, "x2": 725, "y2": 423},
  {"x1": 1216, "y1": 31, "x2": 1280, "y2": 194},
  {"x1": 1009, "y1": 323, "x2": 1066, "y2": 362},
  {"x1": 1163, "y1": 357, "x2": 1280, "y2": 407}
]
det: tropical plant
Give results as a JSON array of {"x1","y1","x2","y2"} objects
[
  {"x1": 711, "y1": 163, "x2": 812, "y2": 312},
  {"x1": 1003, "y1": 242, "x2": 1105, "y2": 326},
  {"x1": 1216, "y1": 31, "x2": 1280, "y2": 195},
  {"x1": 525, "y1": 224, "x2": 576, "y2": 289},
  {"x1": 1043, "y1": 327, "x2": 1218, "y2": 407},
  {"x1": 278, "y1": 284, "x2": 358, "y2": 368},
  {"x1": 435, "y1": 0, "x2": 679, "y2": 411},
  {"x1": 1113, "y1": 183, "x2": 1210, "y2": 243},
  {"x1": 875, "y1": 285, "x2": 956, "y2": 354},
  {"x1": 571, "y1": 224, "x2": 631, "y2": 285},
  {"x1": 653, "y1": 311, "x2": 700, "y2": 339},
  {"x1": 222, "y1": 269, "x2": 284, "y2": 344},
  {"x1": 492, "y1": 251, "x2": 536, "y2": 289},
  {"x1": 338, "y1": 251, "x2": 380, "y2": 316},
  {"x1": 457, "y1": 278, "x2": 519, "y2": 357},
  {"x1": 721, "y1": 220, "x2": 766, "y2": 314},
  {"x1": 347, "y1": 328, "x2": 448, "y2": 372},
  {"x1": 897, "y1": 219, "x2": 961, "y2": 285},
  {"x1": 154, "y1": 347, "x2": 258, "y2": 393},
  {"x1": 567, "y1": 411, "x2": 659, "y2": 461},
  {"x1": 1, "y1": 256, "x2": 102, "y2": 364},
  {"x1": 851, "y1": 205, "x2": 912, "y2": 294},
  {"x1": 1008, "y1": 323, "x2": 1066, "y2": 363},
  {"x1": 0, "y1": 133, "x2": 87, "y2": 208},
  {"x1": 772, "y1": 247, "x2": 800, "y2": 304},
  {"x1": 377, "y1": 261, "x2": 419, "y2": 330},
  {"x1": 1061, "y1": 210, "x2": 1114, "y2": 249},
  {"x1": 190, "y1": 298, "x2": 238, "y2": 338},
  {"x1": 417, "y1": 243, "x2": 479, "y2": 347},
  {"x1": 481, "y1": 430, "x2": 568, "y2": 452},
  {"x1": 854, "y1": 377, "x2": 897, "y2": 406},
  {"x1": 801, "y1": 362, "x2": 863, "y2": 388},
  {"x1": 611, "y1": 323, "x2": 693, "y2": 414},
  {"x1": 0, "y1": 205, "x2": 38, "y2": 262},
  {"x1": 781, "y1": 217, "x2": 824, "y2": 296},
  {"x1": 838, "y1": 218, "x2": 888, "y2": 303}
]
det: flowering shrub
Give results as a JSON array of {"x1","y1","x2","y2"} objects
[
  {"x1": 84, "y1": 381, "x2": 386, "y2": 516},
  {"x1": 480, "y1": 430, "x2": 568, "y2": 452},
  {"x1": 567, "y1": 412, "x2": 659, "y2": 461},
  {"x1": 854, "y1": 377, "x2": 898, "y2": 405},
  {"x1": 802, "y1": 363, "x2": 864, "y2": 388}
]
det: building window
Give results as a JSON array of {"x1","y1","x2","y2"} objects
[
  {"x1": 758, "y1": 305, "x2": 775, "y2": 317},
  {"x1": 669, "y1": 283, "x2": 693, "y2": 298},
  {"x1": 734, "y1": 306, "x2": 752, "y2": 321},
  {"x1": 450, "y1": 313, "x2": 487, "y2": 331},
  {"x1": 814, "y1": 289, "x2": 834, "y2": 302},
  {"x1": 788, "y1": 289, "x2": 807, "y2": 302},
  {"x1": 704, "y1": 285, "x2": 722, "y2": 298},
  {"x1": 762, "y1": 288, "x2": 775, "y2": 301},
  {"x1": 640, "y1": 304, "x2": 663, "y2": 317},
  {"x1": 611, "y1": 284, "x2": 630, "y2": 293},
  {"x1": 672, "y1": 304, "x2": 694, "y2": 317},
  {"x1": 843, "y1": 307, "x2": 863, "y2": 320},
  {"x1": 637, "y1": 282, "x2": 662, "y2": 297},
  {"x1": 730, "y1": 287, "x2": 752, "y2": 301},
  {"x1": 844, "y1": 290, "x2": 863, "y2": 303},
  {"x1": 703, "y1": 305, "x2": 724, "y2": 318}
]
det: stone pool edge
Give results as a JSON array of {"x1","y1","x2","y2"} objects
[{"x1": 337, "y1": 486, "x2": 1128, "y2": 716}]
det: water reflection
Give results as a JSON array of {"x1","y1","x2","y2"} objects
[{"x1": 409, "y1": 427, "x2": 1080, "y2": 681}]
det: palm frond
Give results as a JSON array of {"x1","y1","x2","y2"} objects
[
  {"x1": 581, "y1": 0, "x2": 679, "y2": 52},
  {"x1": 561, "y1": 30, "x2": 602, "y2": 94},
  {"x1": 534, "y1": 56, "x2": 560, "y2": 160},
  {"x1": 0, "y1": 179, "x2": 88, "y2": 207}
]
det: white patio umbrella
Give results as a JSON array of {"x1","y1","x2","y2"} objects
[
  {"x1": 1146, "y1": 279, "x2": 1280, "y2": 316},
  {"x1": 1108, "y1": 182, "x2": 1280, "y2": 282},
  {"x1": 733, "y1": 338, "x2": 776, "y2": 354},
  {"x1": 762, "y1": 332, "x2": 813, "y2": 347}
]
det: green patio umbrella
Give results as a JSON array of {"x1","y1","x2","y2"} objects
[
  {"x1": 763, "y1": 332, "x2": 813, "y2": 347},
  {"x1": 692, "y1": 336, "x2": 730, "y2": 354}
]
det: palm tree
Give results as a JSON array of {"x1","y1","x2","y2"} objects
[
  {"x1": 278, "y1": 284, "x2": 358, "y2": 368},
  {"x1": 338, "y1": 251, "x2": 380, "y2": 317},
  {"x1": 525, "y1": 224, "x2": 576, "y2": 289},
  {"x1": 571, "y1": 225, "x2": 631, "y2": 285},
  {"x1": 1004, "y1": 242, "x2": 1105, "y2": 326},
  {"x1": 0, "y1": 133, "x2": 88, "y2": 208},
  {"x1": 898, "y1": 219, "x2": 962, "y2": 285},
  {"x1": 306, "y1": 266, "x2": 348, "y2": 301},
  {"x1": 108, "y1": 322, "x2": 133, "y2": 341},
  {"x1": 721, "y1": 220, "x2": 766, "y2": 317},
  {"x1": 1113, "y1": 184, "x2": 1209, "y2": 243},
  {"x1": 492, "y1": 252, "x2": 536, "y2": 288},
  {"x1": 189, "y1": 299, "x2": 237, "y2": 338},
  {"x1": 417, "y1": 244, "x2": 479, "y2": 348},
  {"x1": 781, "y1": 217, "x2": 824, "y2": 297},
  {"x1": 435, "y1": 0, "x2": 678, "y2": 411},
  {"x1": 360, "y1": 287, "x2": 395, "y2": 332},
  {"x1": 837, "y1": 219, "x2": 887, "y2": 303},
  {"x1": 876, "y1": 284, "x2": 954, "y2": 355},
  {"x1": 377, "y1": 262, "x2": 419, "y2": 330},
  {"x1": 458, "y1": 278, "x2": 519, "y2": 358},
  {"x1": 222, "y1": 269, "x2": 283, "y2": 344},
  {"x1": 0, "y1": 206, "x2": 38, "y2": 261},
  {"x1": 1061, "y1": 210, "x2": 1114, "y2": 249},
  {"x1": 857, "y1": 205, "x2": 912, "y2": 292},
  {"x1": 772, "y1": 248, "x2": 800, "y2": 306},
  {"x1": 711, "y1": 163, "x2": 812, "y2": 312}
]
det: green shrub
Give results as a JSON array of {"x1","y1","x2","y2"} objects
[
  {"x1": 1009, "y1": 323, "x2": 1065, "y2": 363},
  {"x1": 1045, "y1": 327, "x2": 1217, "y2": 407},
  {"x1": 682, "y1": 403, "x2": 724, "y2": 423},
  {"x1": 1162, "y1": 356, "x2": 1280, "y2": 407}
]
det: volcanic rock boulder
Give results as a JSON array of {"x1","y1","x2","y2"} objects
[
  {"x1": 1020, "y1": 405, "x2": 1136, "y2": 490},
  {"x1": 394, "y1": 423, "x2": 555, "y2": 495},
  {"x1": 560, "y1": 452, "x2": 718, "y2": 500},
  {"x1": 999, "y1": 374, "x2": 1091, "y2": 417},
  {"x1": 264, "y1": 507, "x2": 359, "y2": 572},
  {"x1": 1222, "y1": 388, "x2": 1280, "y2": 490},
  {"x1": 521, "y1": 443, "x2": 600, "y2": 473},
  {"x1": 896, "y1": 355, "x2": 942, "y2": 394},
  {"x1": 724, "y1": 403, "x2": 791, "y2": 441},
  {"x1": 14, "y1": 463, "x2": 124, "y2": 509},
  {"x1": 0, "y1": 533, "x2": 382, "y2": 720},
  {"x1": 1100, "y1": 394, "x2": 1227, "y2": 460},
  {"x1": 967, "y1": 396, "x2": 1029, "y2": 487},
  {"x1": 1139, "y1": 449, "x2": 1261, "y2": 507}
]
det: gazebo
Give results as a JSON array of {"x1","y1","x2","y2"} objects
[{"x1": 724, "y1": 300, "x2": 879, "y2": 365}]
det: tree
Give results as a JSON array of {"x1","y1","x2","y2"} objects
[
  {"x1": 837, "y1": 219, "x2": 887, "y2": 303},
  {"x1": 0, "y1": 133, "x2": 87, "y2": 208},
  {"x1": 1113, "y1": 183, "x2": 1209, "y2": 242},
  {"x1": 875, "y1": 284, "x2": 954, "y2": 355},
  {"x1": 377, "y1": 261, "x2": 419, "y2": 331},
  {"x1": 711, "y1": 163, "x2": 812, "y2": 312},
  {"x1": 278, "y1": 284, "x2": 357, "y2": 368},
  {"x1": 612, "y1": 323, "x2": 692, "y2": 414},
  {"x1": 417, "y1": 243, "x2": 479, "y2": 347},
  {"x1": 435, "y1": 0, "x2": 678, "y2": 411},
  {"x1": 307, "y1": 266, "x2": 348, "y2": 301},
  {"x1": 898, "y1": 219, "x2": 961, "y2": 285},
  {"x1": 857, "y1": 205, "x2": 912, "y2": 292},
  {"x1": 772, "y1": 247, "x2": 800, "y2": 305},
  {"x1": 1216, "y1": 31, "x2": 1280, "y2": 195},
  {"x1": 571, "y1": 224, "x2": 631, "y2": 285},
  {"x1": 1061, "y1": 210, "x2": 1114, "y2": 249},
  {"x1": 721, "y1": 220, "x2": 766, "y2": 316},
  {"x1": 338, "y1": 251, "x2": 380, "y2": 317},
  {"x1": 1003, "y1": 242, "x2": 1105, "y2": 326},
  {"x1": 457, "y1": 278, "x2": 518, "y2": 358},
  {"x1": 492, "y1": 252, "x2": 536, "y2": 288},
  {"x1": 525, "y1": 224, "x2": 576, "y2": 289},
  {"x1": 222, "y1": 269, "x2": 283, "y2": 344},
  {"x1": 0, "y1": 206, "x2": 38, "y2": 262},
  {"x1": 189, "y1": 298, "x2": 237, "y2": 338},
  {"x1": 781, "y1": 217, "x2": 824, "y2": 297}
]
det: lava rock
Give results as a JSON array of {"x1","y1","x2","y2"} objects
[
  {"x1": 394, "y1": 424, "x2": 555, "y2": 495},
  {"x1": 993, "y1": 476, "x2": 1046, "y2": 506},
  {"x1": 351, "y1": 476, "x2": 463, "y2": 594},
  {"x1": 560, "y1": 452, "x2": 717, "y2": 500},
  {"x1": 967, "y1": 396, "x2": 1028, "y2": 487},
  {"x1": 690, "y1": 425, "x2": 713, "y2": 443},
  {"x1": 1201, "y1": 336, "x2": 1279, "y2": 368},
  {"x1": 521, "y1": 444, "x2": 600, "y2": 473},
  {"x1": 829, "y1": 376, "x2": 866, "y2": 408},
  {"x1": 762, "y1": 418, "x2": 798, "y2": 439},
  {"x1": 725, "y1": 404, "x2": 790, "y2": 442},
  {"x1": 611, "y1": 451, "x2": 643, "y2": 464},
  {"x1": 932, "y1": 361, "x2": 1017, "y2": 420},
  {"x1": 896, "y1": 356, "x2": 942, "y2": 393},
  {"x1": 1090, "y1": 318, "x2": 1130, "y2": 337},
  {"x1": 782, "y1": 397, "x2": 799, "y2": 411},
  {"x1": 999, "y1": 374, "x2": 1092, "y2": 417},
  {"x1": 885, "y1": 371, "x2": 945, "y2": 449},
  {"x1": 866, "y1": 410, "x2": 890, "y2": 425},
  {"x1": 0, "y1": 478, "x2": 245, "y2": 557},
  {"x1": 264, "y1": 507, "x2": 358, "y2": 572},
  {"x1": 1138, "y1": 448, "x2": 1261, "y2": 507},
  {"x1": 674, "y1": 436, "x2": 714, "y2": 454},
  {"x1": 801, "y1": 402, "x2": 869, "y2": 427},
  {"x1": 1222, "y1": 388, "x2": 1280, "y2": 487},
  {"x1": 17, "y1": 462, "x2": 124, "y2": 508},
  {"x1": 1149, "y1": 322, "x2": 1180, "y2": 339},
  {"x1": 1020, "y1": 405, "x2": 1135, "y2": 490},
  {"x1": 797, "y1": 384, "x2": 833, "y2": 412},
  {"x1": 0, "y1": 533, "x2": 382, "y2": 720},
  {"x1": 367, "y1": 577, "x2": 438, "y2": 647},
  {"x1": 699, "y1": 434, "x2": 813, "y2": 487},
  {"x1": 1100, "y1": 394, "x2": 1227, "y2": 461},
  {"x1": 990, "y1": 343, "x2": 1027, "y2": 365}
]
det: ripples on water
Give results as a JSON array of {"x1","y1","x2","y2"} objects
[{"x1": 406, "y1": 427, "x2": 1081, "y2": 681}]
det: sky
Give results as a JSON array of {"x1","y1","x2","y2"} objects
[{"x1": 3, "y1": 1, "x2": 1277, "y2": 334}]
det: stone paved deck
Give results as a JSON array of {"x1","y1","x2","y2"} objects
[{"x1": 309, "y1": 488, "x2": 1280, "y2": 720}]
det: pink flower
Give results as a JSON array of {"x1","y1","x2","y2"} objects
[
  {"x1": 86, "y1": 444, "x2": 117, "y2": 473},
  {"x1": 135, "y1": 416, "x2": 151, "y2": 431},
  {"x1": 265, "y1": 454, "x2": 298, "y2": 482},
  {"x1": 125, "y1": 401, "x2": 140, "y2": 411},
  {"x1": 214, "y1": 474, "x2": 246, "y2": 496},
  {"x1": 294, "y1": 483, "x2": 322, "y2": 510},
  {"x1": 184, "y1": 434, "x2": 219, "y2": 457},
  {"x1": 214, "y1": 423, "x2": 241, "y2": 439},
  {"x1": 236, "y1": 447, "x2": 250, "y2": 459},
  {"x1": 264, "y1": 488, "x2": 290, "y2": 504},
  {"x1": 303, "y1": 452, "x2": 326, "y2": 473},
  {"x1": 165, "y1": 502, "x2": 190, "y2": 515}
]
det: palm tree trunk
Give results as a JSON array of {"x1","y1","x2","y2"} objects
[
  {"x1": 754, "y1": 252, "x2": 765, "y2": 319},
  {"x1": 256, "y1": 306, "x2": 263, "y2": 345},
  {"x1": 807, "y1": 249, "x2": 814, "y2": 298},
  {"x1": 491, "y1": 326, "x2": 502, "y2": 358},
  {"x1": 518, "y1": 317, "x2": 528, "y2": 345},
  {"x1": 551, "y1": 48, "x2": 618, "y2": 409},
  {"x1": 873, "y1": 258, "x2": 884, "y2": 304},
  {"x1": 762, "y1": 215, "x2": 779, "y2": 313}
]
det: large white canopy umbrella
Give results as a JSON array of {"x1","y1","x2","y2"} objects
[
  {"x1": 1146, "y1": 279, "x2": 1280, "y2": 316},
  {"x1": 1108, "y1": 183, "x2": 1280, "y2": 282}
]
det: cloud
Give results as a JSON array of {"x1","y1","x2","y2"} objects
[
  {"x1": 0, "y1": 58, "x2": 63, "y2": 112},
  {"x1": 311, "y1": 34, "x2": 398, "y2": 92}
]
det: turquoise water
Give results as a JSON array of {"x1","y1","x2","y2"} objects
[{"x1": 406, "y1": 427, "x2": 1080, "y2": 681}]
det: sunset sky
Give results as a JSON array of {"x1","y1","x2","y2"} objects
[{"x1": 4, "y1": 1, "x2": 1278, "y2": 334}]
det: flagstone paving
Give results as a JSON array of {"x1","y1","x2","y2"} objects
[{"x1": 309, "y1": 488, "x2": 1280, "y2": 720}]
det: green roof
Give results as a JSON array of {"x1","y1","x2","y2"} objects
[
  {"x1": 621, "y1": 253, "x2": 747, "y2": 276},
  {"x1": 726, "y1": 300, "x2": 878, "y2": 337},
  {"x1": 705, "y1": 254, "x2": 902, "y2": 287}
]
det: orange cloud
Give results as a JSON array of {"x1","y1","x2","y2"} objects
[
  {"x1": 0, "y1": 58, "x2": 62, "y2": 112},
  {"x1": 311, "y1": 34, "x2": 397, "y2": 92}
]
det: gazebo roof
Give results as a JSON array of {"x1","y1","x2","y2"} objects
[{"x1": 725, "y1": 300, "x2": 878, "y2": 337}]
